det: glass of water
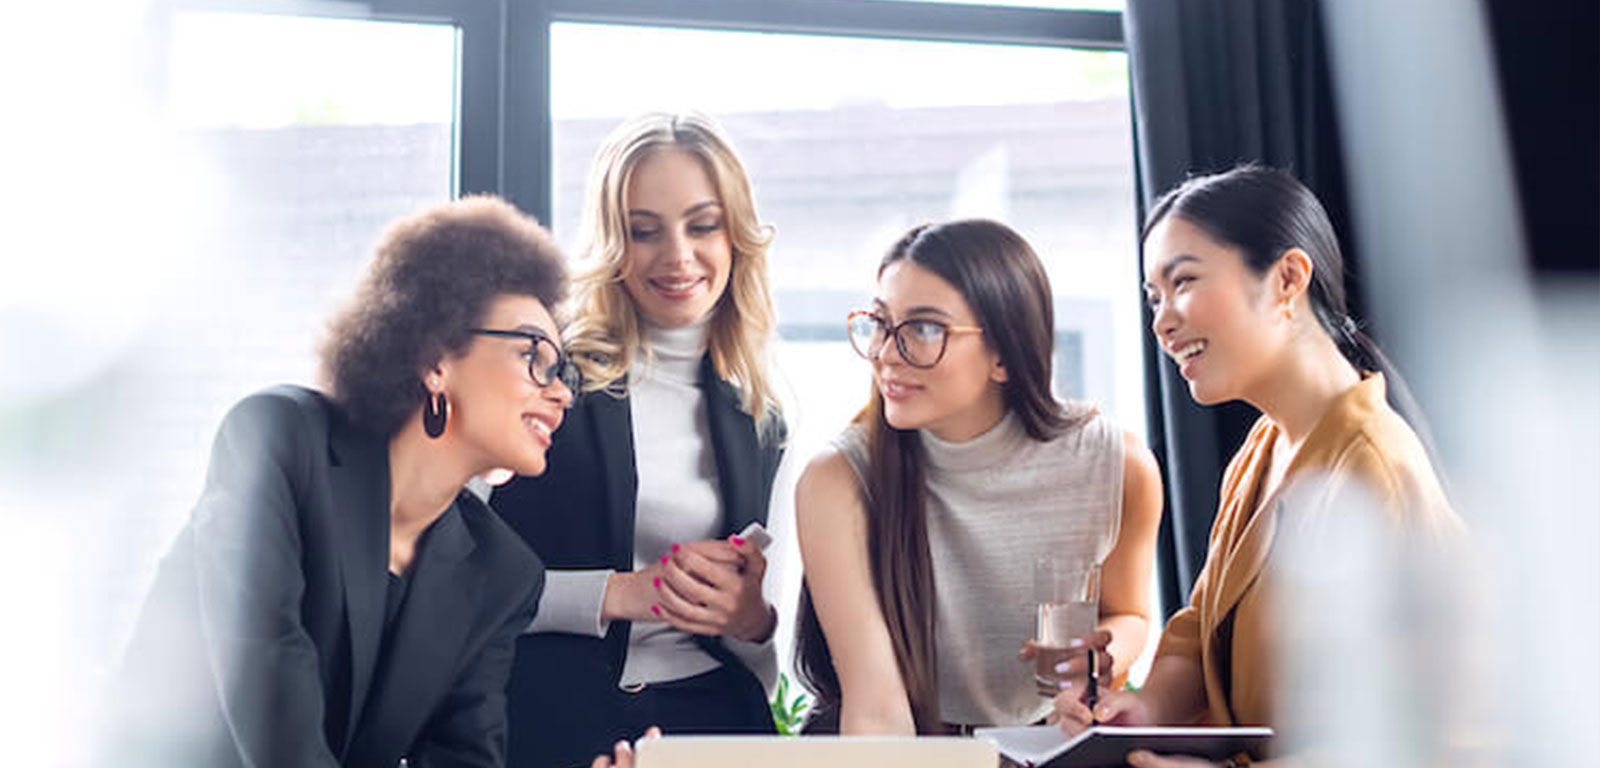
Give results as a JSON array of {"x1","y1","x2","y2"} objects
[{"x1": 1033, "y1": 558, "x2": 1101, "y2": 697}]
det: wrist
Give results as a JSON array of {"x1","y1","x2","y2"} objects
[
  {"x1": 600, "y1": 571, "x2": 622, "y2": 621},
  {"x1": 601, "y1": 570, "x2": 648, "y2": 622},
  {"x1": 733, "y1": 603, "x2": 777, "y2": 643}
]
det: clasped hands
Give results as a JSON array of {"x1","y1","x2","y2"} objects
[{"x1": 605, "y1": 535, "x2": 775, "y2": 643}]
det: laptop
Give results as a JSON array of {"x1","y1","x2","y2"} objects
[{"x1": 634, "y1": 735, "x2": 998, "y2": 768}]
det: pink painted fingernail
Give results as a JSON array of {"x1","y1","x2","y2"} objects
[
  {"x1": 650, "y1": 605, "x2": 661, "y2": 615},
  {"x1": 1055, "y1": 661, "x2": 1071, "y2": 674},
  {"x1": 660, "y1": 555, "x2": 668, "y2": 564},
  {"x1": 671, "y1": 543, "x2": 681, "y2": 553},
  {"x1": 1068, "y1": 638, "x2": 1085, "y2": 649},
  {"x1": 1059, "y1": 680, "x2": 1072, "y2": 690},
  {"x1": 652, "y1": 577, "x2": 661, "y2": 589},
  {"x1": 731, "y1": 536, "x2": 746, "y2": 546}
]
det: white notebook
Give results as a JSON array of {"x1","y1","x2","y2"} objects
[
  {"x1": 634, "y1": 735, "x2": 996, "y2": 768},
  {"x1": 974, "y1": 724, "x2": 1273, "y2": 768}
]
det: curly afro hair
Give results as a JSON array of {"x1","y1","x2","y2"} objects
[{"x1": 319, "y1": 195, "x2": 567, "y2": 438}]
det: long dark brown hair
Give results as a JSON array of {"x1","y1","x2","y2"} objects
[{"x1": 794, "y1": 220, "x2": 1091, "y2": 733}]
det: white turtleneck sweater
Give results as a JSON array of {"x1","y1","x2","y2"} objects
[{"x1": 526, "y1": 319, "x2": 775, "y2": 690}]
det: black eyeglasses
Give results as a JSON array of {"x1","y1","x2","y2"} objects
[
  {"x1": 846, "y1": 310, "x2": 983, "y2": 369},
  {"x1": 469, "y1": 328, "x2": 584, "y2": 401}
]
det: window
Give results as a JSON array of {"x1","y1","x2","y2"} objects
[
  {"x1": 549, "y1": 19, "x2": 1146, "y2": 684},
  {"x1": 155, "y1": 11, "x2": 457, "y2": 407},
  {"x1": 131, "y1": 5, "x2": 457, "y2": 565}
]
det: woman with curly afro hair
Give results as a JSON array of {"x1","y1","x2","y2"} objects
[{"x1": 108, "y1": 196, "x2": 578, "y2": 768}]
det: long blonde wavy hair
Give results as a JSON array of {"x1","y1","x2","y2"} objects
[{"x1": 564, "y1": 111, "x2": 781, "y2": 428}]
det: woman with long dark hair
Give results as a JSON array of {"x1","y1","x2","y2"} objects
[
  {"x1": 1054, "y1": 166, "x2": 1460, "y2": 767},
  {"x1": 794, "y1": 219, "x2": 1164, "y2": 734}
]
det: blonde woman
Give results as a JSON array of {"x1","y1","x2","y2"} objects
[{"x1": 493, "y1": 112, "x2": 786, "y2": 768}]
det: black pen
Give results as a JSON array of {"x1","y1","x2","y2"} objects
[{"x1": 1085, "y1": 648, "x2": 1099, "y2": 725}]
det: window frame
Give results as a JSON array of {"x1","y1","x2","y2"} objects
[{"x1": 145, "y1": 0, "x2": 1126, "y2": 219}]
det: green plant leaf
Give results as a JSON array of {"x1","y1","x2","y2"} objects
[{"x1": 769, "y1": 672, "x2": 813, "y2": 736}]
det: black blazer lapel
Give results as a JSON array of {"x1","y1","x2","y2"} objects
[
  {"x1": 699, "y1": 356, "x2": 777, "y2": 537},
  {"x1": 348, "y1": 506, "x2": 481, "y2": 764},
  {"x1": 584, "y1": 388, "x2": 638, "y2": 570},
  {"x1": 327, "y1": 417, "x2": 391, "y2": 753},
  {"x1": 695, "y1": 357, "x2": 784, "y2": 667}
]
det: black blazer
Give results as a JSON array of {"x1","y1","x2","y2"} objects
[
  {"x1": 492, "y1": 356, "x2": 785, "y2": 767},
  {"x1": 108, "y1": 386, "x2": 545, "y2": 768}
]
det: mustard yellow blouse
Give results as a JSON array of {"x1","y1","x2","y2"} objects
[{"x1": 1154, "y1": 373, "x2": 1460, "y2": 727}]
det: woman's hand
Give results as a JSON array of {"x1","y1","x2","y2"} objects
[
  {"x1": 1055, "y1": 687, "x2": 1157, "y2": 737},
  {"x1": 1019, "y1": 630, "x2": 1114, "y2": 700},
  {"x1": 653, "y1": 536, "x2": 775, "y2": 642},
  {"x1": 589, "y1": 727, "x2": 662, "y2": 768}
]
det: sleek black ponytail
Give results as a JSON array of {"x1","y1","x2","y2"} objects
[{"x1": 1144, "y1": 165, "x2": 1436, "y2": 453}]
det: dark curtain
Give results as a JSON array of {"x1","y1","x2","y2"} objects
[
  {"x1": 1123, "y1": 0, "x2": 1358, "y2": 617},
  {"x1": 1480, "y1": 0, "x2": 1600, "y2": 276}
]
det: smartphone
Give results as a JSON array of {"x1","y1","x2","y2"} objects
[{"x1": 736, "y1": 521, "x2": 774, "y2": 551}]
